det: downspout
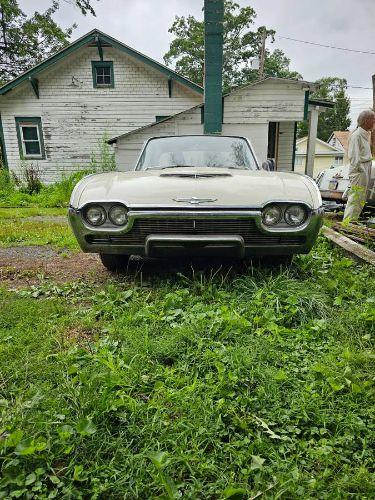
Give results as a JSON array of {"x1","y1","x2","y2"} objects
[{"x1": 204, "y1": 0, "x2": 224, "y2": 134}]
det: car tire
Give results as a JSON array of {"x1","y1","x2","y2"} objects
[{"x1": 100, "y1": 253, "x2": 130, "y2": 272}]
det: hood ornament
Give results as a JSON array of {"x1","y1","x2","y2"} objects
[{"x1": 173, "y1": 197, "x2": 217, "y2": 205}]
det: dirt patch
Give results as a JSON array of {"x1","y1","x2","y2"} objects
[
  {"x1": 0, "y1": 246, "x2": 107, "y2": 287},
  {"x1": 0, "y1": 245, "x2": 272, "y2": 288},
  {"x1": 23, "y1": 215, "x2": 67, "y2": 224},
  {"x1": 61, "y1": 324, "x2": 96, "y2": 348}
]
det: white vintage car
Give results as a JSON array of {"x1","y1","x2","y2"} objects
[
  {"x1": 316, "y1": 161, "x2": 375, "y2": 206},
  {"x1": 69, "y1": 135, "x2": 323, "y2": 270}
]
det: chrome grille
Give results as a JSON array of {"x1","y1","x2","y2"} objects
[{"x1": 86, "y1": 218, "x2": 305, "y2": 246}]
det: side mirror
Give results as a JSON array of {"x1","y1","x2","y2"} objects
[{"x1": 262, "y1": 159, "x2": 275, "y2": 171}]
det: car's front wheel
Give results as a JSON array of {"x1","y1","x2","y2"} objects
[{"x1": 100, "y1": 253, "x2": 130, "y2": 272}]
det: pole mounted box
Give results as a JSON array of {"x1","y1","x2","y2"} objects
[{"x1": 204, "y1": 0, "x2": 224, "y2": 134}]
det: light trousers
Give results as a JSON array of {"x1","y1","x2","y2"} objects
[{"x1": 343, "y1": 161, "x2": 371, "y2": 220}]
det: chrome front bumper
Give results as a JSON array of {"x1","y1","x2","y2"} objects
[{"x1": 68, "y1": 207, "x2": 323, "y2": 257}]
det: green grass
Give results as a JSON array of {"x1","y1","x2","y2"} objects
[
  {"x1": 0, "y1": 207, "x2": 67, "y2": 219},
  {"x1": 0, "y1": 219, "x2": 78, "y2": 250},
  {"x1": 0, "y1": 238, "x2": 374, "y2": 498},
  {"x1": 0, "y1": 169, "x2": 91, "y2": 208}
]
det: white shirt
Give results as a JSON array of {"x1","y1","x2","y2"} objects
[{"x1": 348, "y1": 127, "x2": 372, "y2": 169}]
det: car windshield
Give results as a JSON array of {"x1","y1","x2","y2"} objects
[{"x1": 136, "y1": 136, "x2": 258, "y2": 170}]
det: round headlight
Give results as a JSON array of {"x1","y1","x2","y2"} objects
[
  {"x1": 84, "y1": 205, "x2": 106, "y2": 226},
  {"x1": 284, "y1": 205, "x2": 307, "y2": 226},
  {"x1": 108, "y1": 204, "x2": 128, "y2": 226},
  {"x1": 262, "y1": 205, "x2": 282, "y2": 226}
]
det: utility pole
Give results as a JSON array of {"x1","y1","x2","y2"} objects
[
  {"x1": 258, "y1": 28, "x2": 267, "y2": 80},
  {"x1": 372, "y1": 74, "x2": 375, "y2": 156}
]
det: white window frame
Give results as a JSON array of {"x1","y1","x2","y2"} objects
[
  {"x1": 15, "y1": 117, "x2": 45, "y2": 160},
  {"x1": 20, "y1": 123, "x2": 42, "y2": 158}
]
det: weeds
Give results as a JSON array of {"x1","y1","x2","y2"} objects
[
  {"x1": 0, "y1": 134, "x2": 116, "y2": 207},
  {"x1": 0, "y1": 238, "x2": 374, "y2": 498}
]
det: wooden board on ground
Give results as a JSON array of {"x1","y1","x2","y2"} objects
[{"x1": 322, "y1": 226, "x2": 375, "y2": 266}]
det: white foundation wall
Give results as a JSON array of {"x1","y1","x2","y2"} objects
[{"x1": 0, "y1": 46, "x2": 202, "y2": 182}]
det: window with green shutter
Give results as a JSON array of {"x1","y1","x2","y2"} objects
[{"x1": 15, "y1": 117, "x2": 45, "y2": 159}]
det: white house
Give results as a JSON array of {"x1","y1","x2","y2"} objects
[
  {"x1": 0, "y1": 29, "x2": 203, "y2": 182},
  {"x1": 109, "y1": 78, "x2": 331, "y2": 173},
  {"x1": 0, "y1": 29, "x2": 329, "y2": 181}
]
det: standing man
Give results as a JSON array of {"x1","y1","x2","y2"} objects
[{"x1": 343, "y1": 109, "x2": 375, "y2": 221}]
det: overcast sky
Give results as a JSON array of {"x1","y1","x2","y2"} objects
[{"x1": 23, "y1": 0, "x2": 375, "y2": 126}]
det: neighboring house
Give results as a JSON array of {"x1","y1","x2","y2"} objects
[
  {"x1": 294, "y1": 136, "x2": 344, "y2": 177},
  {"x1": 0, "y1": 29, "x2": 203, "y2": 182},
  {"x1": 109, "y1": 78, "x2": 327, "y2": 172},
  {"x1": 327, "y1": 130, "x2": 351, "y2": 164}
]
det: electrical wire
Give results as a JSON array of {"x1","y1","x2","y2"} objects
[{"x1": 278, "y1": 35, "x2": 375, "y2": 56}]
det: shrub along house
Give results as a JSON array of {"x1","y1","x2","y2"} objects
[
  {"x1": 0, "y1": 29, "x2": 203, "y2": 182},
  {"x1": 0, "y1": 28, "x2": 330, "y2": 182}
]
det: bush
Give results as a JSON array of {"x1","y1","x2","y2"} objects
[
  {"x1": 0, "y1": 168, "x2": 94, "y2": 208},
  {"x1": 0, "y1": 134, "x2": 116, "y2": 207}
]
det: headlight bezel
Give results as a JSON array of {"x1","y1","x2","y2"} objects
[
  {"x1": 108, "y1": 204, "x2": 128, "y2": 226},
  {"x1": 83, "y1": 204, "x2": 107, "y2": 226},
  {"x1": 261, "y1": 202, "x2": 309, "y2": 229}
]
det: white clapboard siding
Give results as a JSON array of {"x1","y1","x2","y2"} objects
[
  {"x1": 224, "y1": 80, "x2": 307, "y2": 123},
  {"x1": 0, "y1": 46, "x2": 202, "y2": 182},
  {"x1": 114, "y1": 79, "x2": 308, "y2": 171},
  {"x1": 277, "y1": 122, "x2": 296, "y2": 171},
  {"x1": 116, "y1": 106, "x2": 203, "y2": 170}
]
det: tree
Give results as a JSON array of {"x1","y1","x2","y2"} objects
[
  {"x1": 0, "y1": 0, "x2": 97, "y2": 85},
  {"x1": 164, "y1": 0, "x2": 301, "y2": 92},
  {"x1": 298, "y1": 77, "x2": 351, "y2": 142}
]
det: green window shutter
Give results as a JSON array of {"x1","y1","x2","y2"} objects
[
  {"x1": 91, "y1": 61, "x2": 114, "y2": 88},
  {"x1": 15, "y1": 117, "x2": 46, "y2": 160}
]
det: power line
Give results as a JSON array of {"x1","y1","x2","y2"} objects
[
  {"x1": 278, "y1": 35, "x2": 375, "y2": 56},
  {"x1": 346, "y1": 85, "x2": 372, "y2": 90}
]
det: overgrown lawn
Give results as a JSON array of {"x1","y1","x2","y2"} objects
[{"x1": 0, "y1": 238, "x2": 374, "y2": 498}]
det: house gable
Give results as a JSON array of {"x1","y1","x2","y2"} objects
[
  {"x1": 0, "y1": 35, "x2": 203, "y2": 180},
  {"x1": 296, "y1": 137, "x2": 343, "y2": 156},
  {"x1": 0, "y1": 29, "x2": 203, "y2": 97}
]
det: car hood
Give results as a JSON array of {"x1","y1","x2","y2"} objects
[{"x1": 71, "y1": 168, "x2": 321, "y2": 209}]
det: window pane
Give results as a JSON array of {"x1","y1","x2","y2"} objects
[
  {"x1": 22, "y1": 126, "x2": 38, "y2": 141},
  {"x1": 95, "y1": 65, "x2": 111, "y2": 85},
  {"x1": 25, "y1": 141, "x2": 41, "y2": 155}
]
